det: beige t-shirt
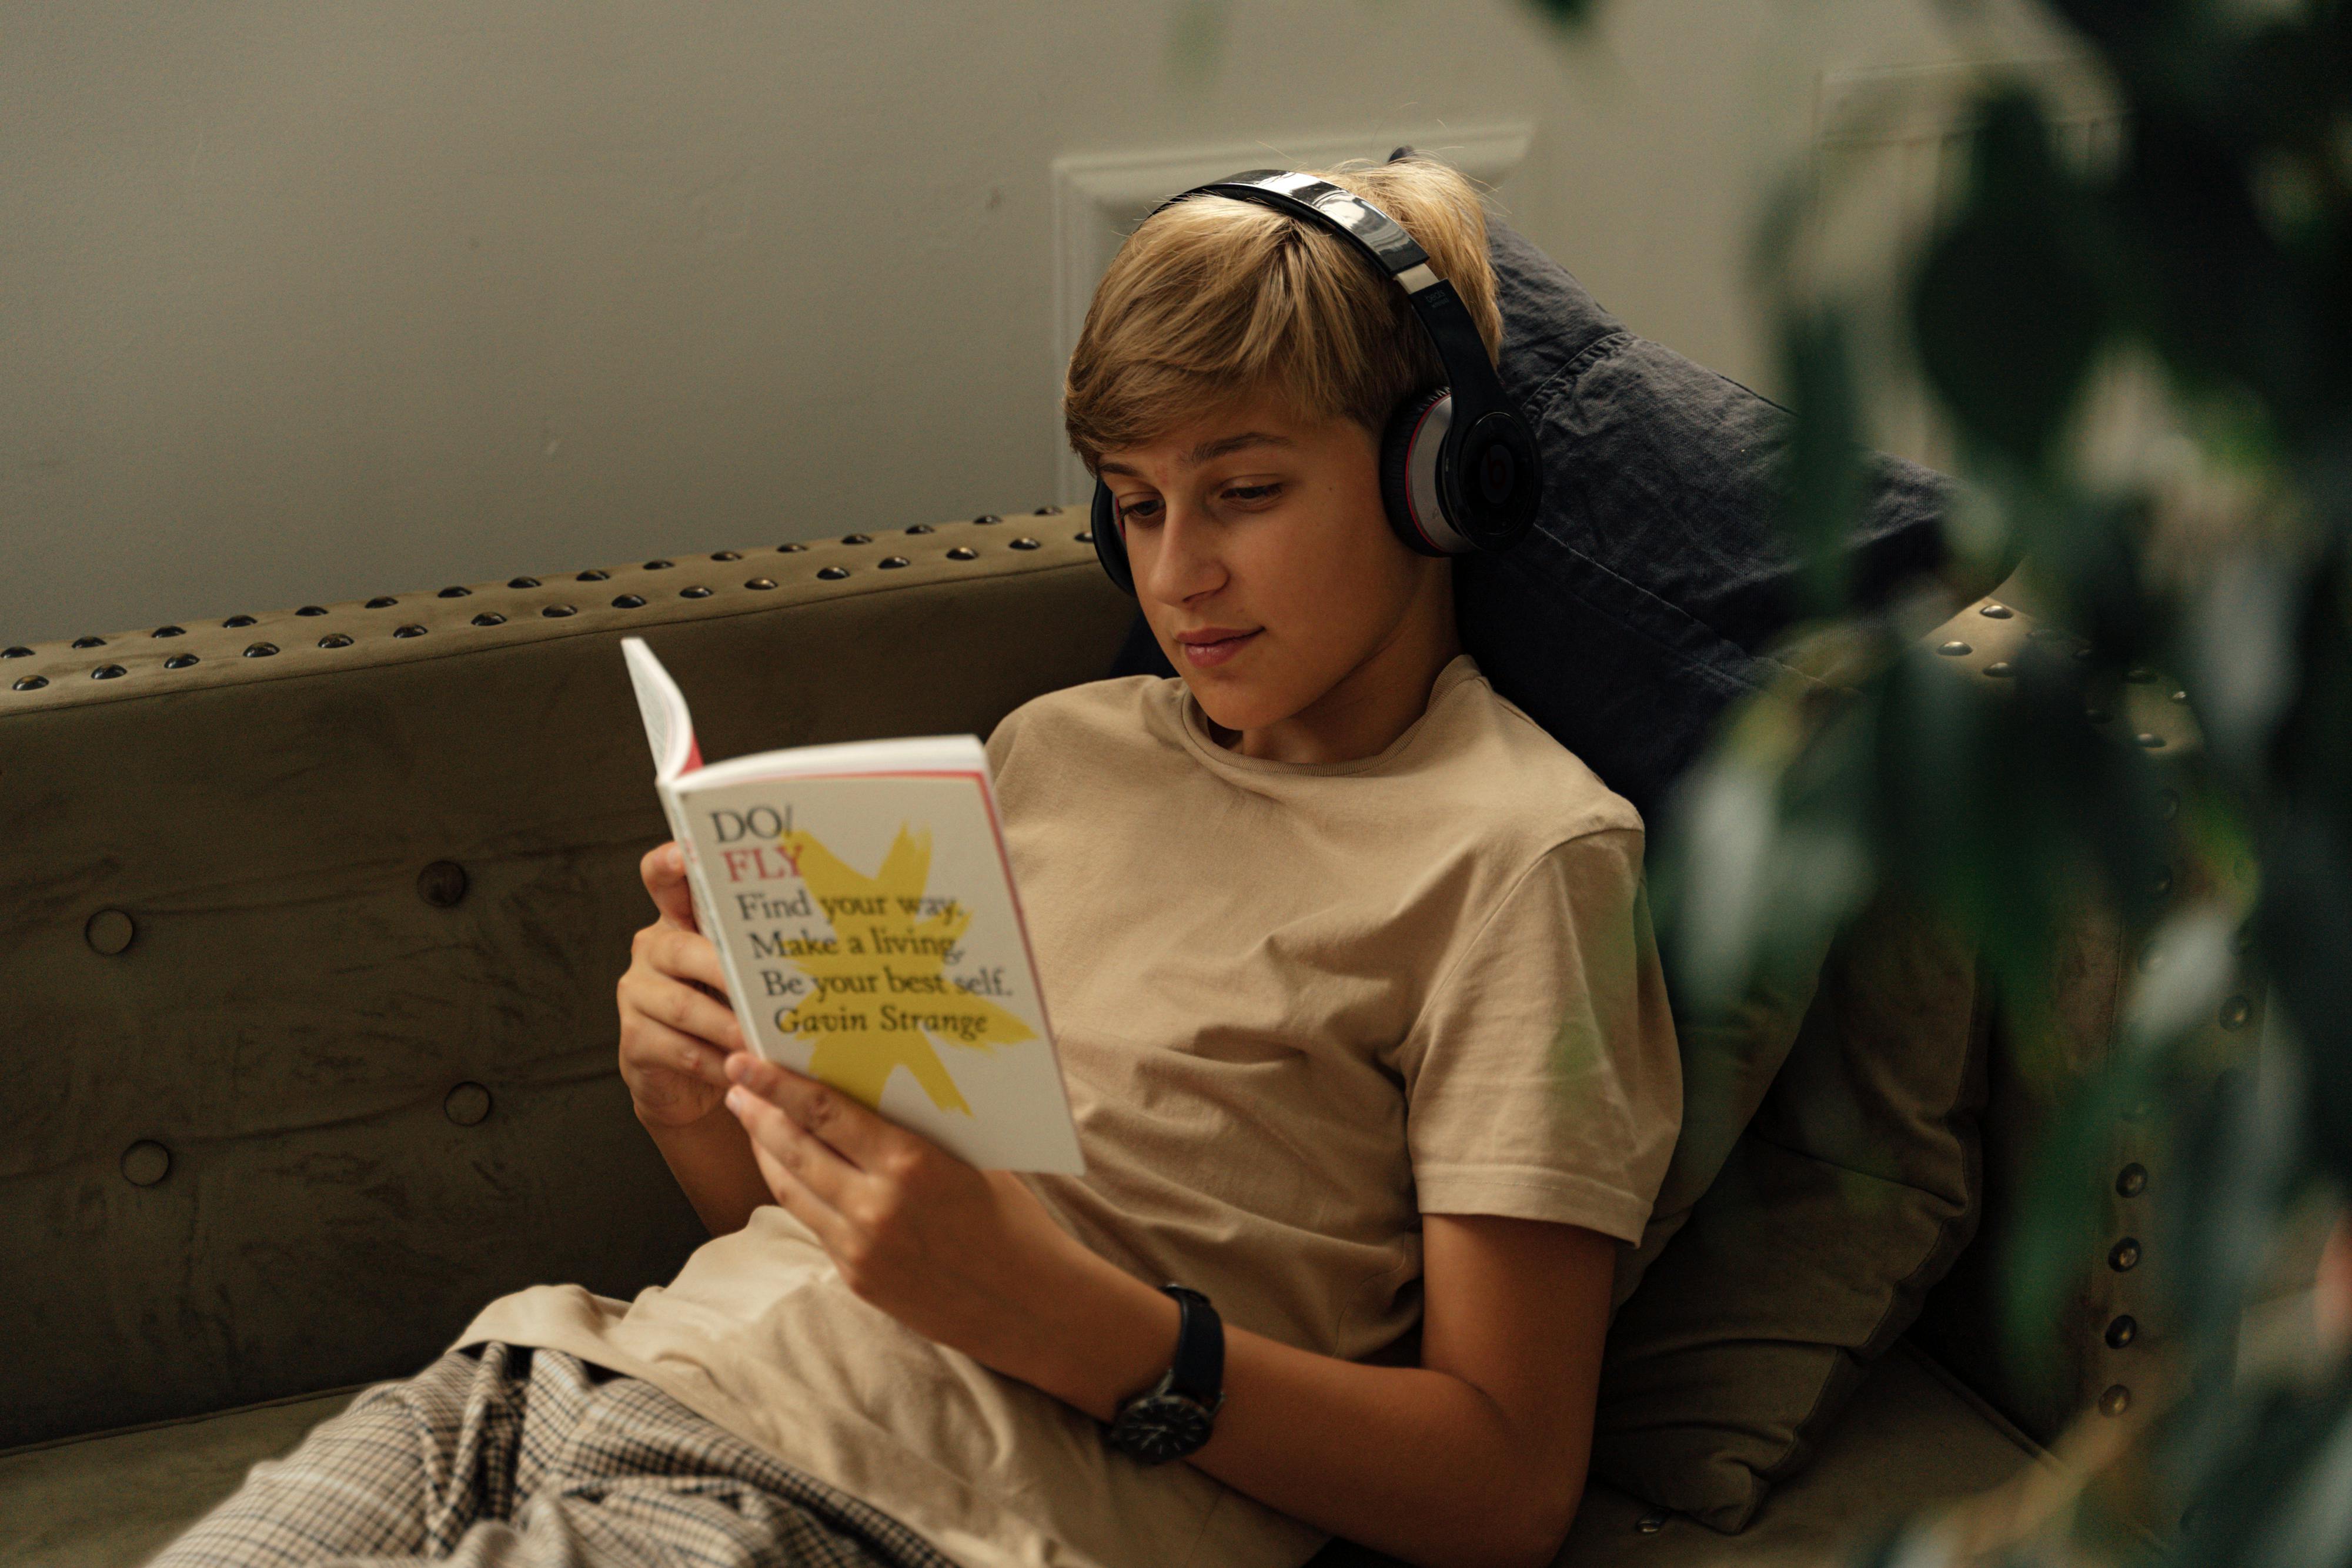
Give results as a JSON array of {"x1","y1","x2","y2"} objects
[{"x1": 457, "y1": 654, "x2": 1681, "y2": 1568}]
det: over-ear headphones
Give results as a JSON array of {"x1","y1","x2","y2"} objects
[{"x1": 1089, "y1": 168, "x2": 1542, "y2": 597}]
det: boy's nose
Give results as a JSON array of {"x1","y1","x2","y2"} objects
[{"x1": 1141, "y1": 506, "x2": 1225, "y2": 603}]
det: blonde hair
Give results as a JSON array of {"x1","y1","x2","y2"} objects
[{"x1": 1062, "y1": 157, "x2": 1502, "y2": 473}]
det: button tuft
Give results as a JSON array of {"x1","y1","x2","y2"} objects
[
  {"x1": 417, "y1": 861, "x2": 469, "y2": 908},
  {"x1": 121, "y1": 1141, "x2": 171, "y2": 1188},
  {"x1": 840, "y1": 533, "x2": 873, "y2": 545},
  {"x1": 612, "y1": 594, "x2": 646, "y2": 609},
  {"x1": 13, "y1": 675, "x2": 49, "y2": 691},
  {"x1": 91, "y1": 663, "x2": 126, "y2": 680},
  {"x1": 879, "y1": 556, "x2": 910, "y2": 569},
  {"x1": 680, "y1": 586, "x2": 713, "y2": 599},
  {"x1": 365, "y1": 596, "x2": 397, "y2": 609},
  {"x1": 509, "y1": 576, "x2": 540, "y2": 589},
  {"x1": 243, "y1": 641, "x2": 279, "y2": 657},
  {"x1": 296, "y1": 606, "x2": 328, "y2": 617},
  {"x1": 393, "y1": 624, "x2": 427, "y2": 638},
  {"x1": 2116, "y1": 1163, "x2": 2147, "y2": 1198},
  {"x1": 72, "y1": 635, "x2": 106, "y2": 648},
  {"x1": 817, "y1": 566, "x2": 850, "y2": 581},
  {"x1": 86, "y1": 908, "x2": 136, "y2": 955},
  {"x1": 744, "y1": 578, "x2": 777, "y2": 590},
  {"x1": 2098, "y1": 1385, "x2": 2132, "y2": 1417},
  {"x1": 542, "y1": 604, "x2": 576, "y2": 618},
  {"x1": 2219, "y1": 995, "x2": 2252, "y2": 1029},
  {"x1": 1011, "y1": 537, "x2": 1041, "y2": 550},
  {"x1": 319, "y1": 634, "x2": 354, "y2": 648},
  {"x1": 712, "y1": 550, "x2": 743, "y2": 561},
  {"x1": 973, "y1": 514, "x2": 1002, "y2": 526},
  {"x1": 444, "y1": 1082, "x2": 493, "y2": 1126},
  {"x1": 2110, "y1": 1237, "x2": 2141, "y2": 1272},
  {"x1": 437, "y1": 586, "x2": 472, "y2": 599},
  {"x1": 947, "y1": 547, "x2": 977, "y2": 561},
  {"x1": 2106, "y1": 1315, "x2": 2139, "y2": 1349},
  {"x1": 469, "y1": 613, "x2": 505, "y2": 627},
  {"x1": 1977, "y1": 602, "x2": 2013, "y2": 618},
  {"x1": 577, "y1": 569, "x2": 610, "y2": 582},
  {"x1": 165, "y1": 653, "x2": 200, "y2": 669},
  {"x1": 151, "y1": 626, "x2": 185, "y2": 638},
  {"x1": 1938, "y1": 640, "x2": 1972, "y2": 656},
  {"x1": 1, "y1": 645, "x2": 31, "y2": 657}
]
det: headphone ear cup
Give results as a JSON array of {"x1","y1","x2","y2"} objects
[
  {"x1": 1090, "y1": 479, "x2": 1135, "y2": 595},
  {"x1": 1378, "y1": 389, "x2": 1466, "y2": 556}
]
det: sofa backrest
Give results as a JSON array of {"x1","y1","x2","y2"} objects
[{"x1": 0, "y1": 513, "x2": 1132, "y2": 1447}]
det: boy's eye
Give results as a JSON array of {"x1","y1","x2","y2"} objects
[
  {"x1": 1224, "y1": 483, "x2": 1280, "y2": 504},
  {"x1": 1116, "y1": 496, "x2": 1163, "y2": 526}
]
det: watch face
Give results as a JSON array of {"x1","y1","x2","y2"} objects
[{"x1": 1112, "y1": 1393, "x2": 1214, "y2": 1465}]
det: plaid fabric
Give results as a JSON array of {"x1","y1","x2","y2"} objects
[{"x1": 147, "y1": 1343, "x2": 958, "y2": 1568}]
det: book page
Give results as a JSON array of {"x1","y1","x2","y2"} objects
[{"x1": 674, "y1": 760, "x2": 1083, "y2": 1174}]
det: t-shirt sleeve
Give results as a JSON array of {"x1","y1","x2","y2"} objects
[{"x1": 1394, "y1": 825, "x2": 1681, "y2": 1243}]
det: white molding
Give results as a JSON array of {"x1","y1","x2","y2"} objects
[{"x1": 1047, "y1": 122, "x2": 1536, "y2": 503}]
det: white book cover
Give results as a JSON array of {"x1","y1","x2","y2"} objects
[{"x1": 622, "y1": 637, "x2": 1084, "y2": 1173}]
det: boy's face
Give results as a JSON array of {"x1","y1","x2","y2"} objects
[{"x1": 1096, "y1": 388, "x2": 1450, "y2": 745}]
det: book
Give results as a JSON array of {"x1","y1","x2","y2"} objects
[{"x1": 621, "y1": 636, "x2": 1084, "y2": 1174}]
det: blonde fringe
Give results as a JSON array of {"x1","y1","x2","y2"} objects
[{"x1": 1062, "y1": 158, "x2": 1504, "y2": 472}]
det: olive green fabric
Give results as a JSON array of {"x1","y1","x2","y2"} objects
[
  {"x1": 0, "y1": 514, "x2": 1134, "y2": 1449},
  {"x1": 1592, "y1": 887, "x2": 1989, "y2": 1532}
]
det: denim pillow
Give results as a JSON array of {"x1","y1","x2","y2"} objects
[{"x1": 1453, "y1": 213, "x2": 1959, "y2": 828}]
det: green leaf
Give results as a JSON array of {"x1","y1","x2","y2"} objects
[{"x1": 1911, "y1": 89, "x2": 2107, "y2": 469}]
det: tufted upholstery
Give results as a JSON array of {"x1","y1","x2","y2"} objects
[{"x1": 0, "y1": 511, "x2": 1131, "y2": 1449}]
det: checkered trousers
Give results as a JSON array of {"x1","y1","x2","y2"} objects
[{"x1": 146, "y1": 1342, "x2": 958, "y2": 1568}]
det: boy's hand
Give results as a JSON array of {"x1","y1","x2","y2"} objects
[
  {"x1": 721, "y1": 1051, "x2": 1097, "y2": 1372},
  {"x1": 617, "y1": 842, "x2": 745, "y2": 1128}
]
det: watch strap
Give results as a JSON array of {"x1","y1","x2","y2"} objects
[{"x1": 1160, "y1": 1285, "x2": 1224, "y2": 1409}]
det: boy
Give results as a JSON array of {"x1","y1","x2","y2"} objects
[{"x1": 152, "y1": 158, "x2": 1679, "y2": 1568}]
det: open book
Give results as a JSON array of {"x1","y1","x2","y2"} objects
[{"x1": 622, "y1": 637, "x2": 1084, "y2": 1173}]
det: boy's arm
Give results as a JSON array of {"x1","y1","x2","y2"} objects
[
  {"x1": 723, "y1": 1054, "x2": 1612, "y2": 1568},
  {"x1": 1055, "y1": 1212, "x2": 1611, "y2": 1568}
]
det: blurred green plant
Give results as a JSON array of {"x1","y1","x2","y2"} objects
[{"x1": 1524, "y1": 0, "x2": 2352, "y2": 1560}]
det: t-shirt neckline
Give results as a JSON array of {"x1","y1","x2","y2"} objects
[{"x1": 1173, "y1": 653, "x2": 1484, "y2": 779}]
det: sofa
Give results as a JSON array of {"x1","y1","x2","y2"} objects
[{"x1": 0, "y1": 500, "x2": 2243, "y2": 1566}]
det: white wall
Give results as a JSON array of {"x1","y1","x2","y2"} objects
[{"x1": 1, "y1": 0, "x2": 2072, "y2": 647}]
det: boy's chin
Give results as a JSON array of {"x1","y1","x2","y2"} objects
[{"x1": 1181, "y1": 673, "x2": 1304, "y2": 738}]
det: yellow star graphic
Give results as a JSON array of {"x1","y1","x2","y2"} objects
[{"x1": 769, "y1": 824, "x2": 1034, "y2": 1116}]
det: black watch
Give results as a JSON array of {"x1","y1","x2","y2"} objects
[{"x1": 1106, "y1": 1285, "x2": 1225, "y2": 1465}]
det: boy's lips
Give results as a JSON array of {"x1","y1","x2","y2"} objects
[{"x1": 1174, "y1": 627, "x2": 1260, "y2": 668}]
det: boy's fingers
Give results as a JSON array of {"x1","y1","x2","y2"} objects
[
  {"x1": 652, "y1": 925, "x2": 731, "y2": 997},
  {"x1": 726, "y1": 1054, "x2": 894, "y2": 1170},
  {"x1": 626, "y1": 970, "x2": 743, "y2": 1053},
  {"x1": 626, "y1": 1018, "x2": 732, "y2": 1088},
  {"x1": 640, "y1": 842, "x2": 699, "y2": 931}
]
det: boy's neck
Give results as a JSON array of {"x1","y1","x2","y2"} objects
[{"x1": 1210, "y1": 570, "x2": 1464, "y2": 766}]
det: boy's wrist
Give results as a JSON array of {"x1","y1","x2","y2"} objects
[{"x1": 1007, "y1": 1248, "x2": 1184, "y2": 1423}]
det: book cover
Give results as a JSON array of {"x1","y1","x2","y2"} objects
[{"x1": 622, "y1": 637, "x2": 1084, "y2": 1173}]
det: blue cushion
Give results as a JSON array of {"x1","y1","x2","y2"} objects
[{"x1": 1453, "y1": 215, "x2": 1960, "y2": 826}]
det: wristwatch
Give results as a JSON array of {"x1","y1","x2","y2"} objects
[{"x1": 1106, "y1": 1284, "x2": 1225, "y2": 1465}]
